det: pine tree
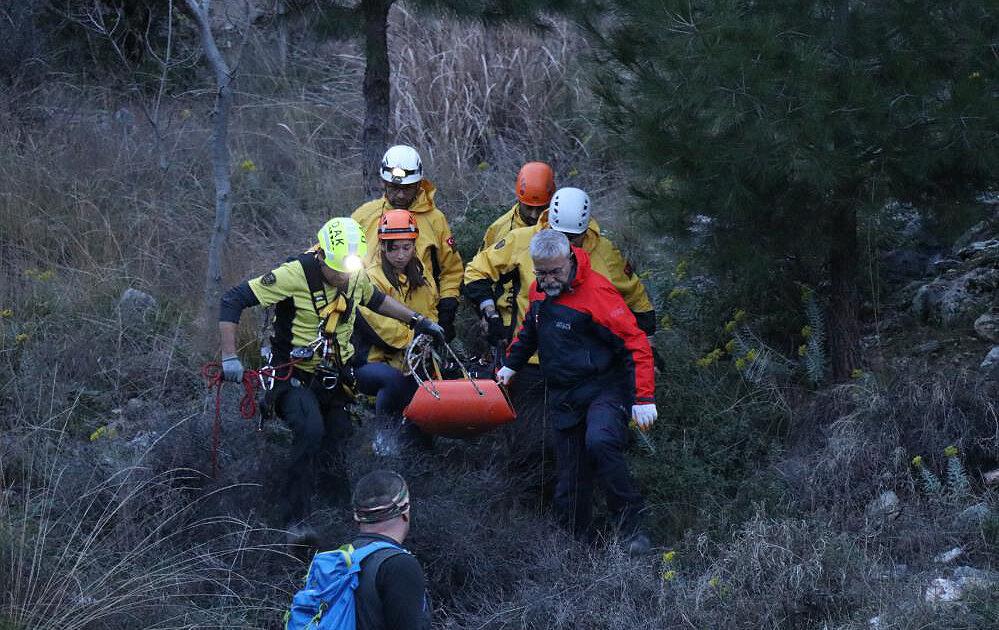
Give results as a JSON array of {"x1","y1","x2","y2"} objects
[{"x1": 587, "y1": 0, "x2": 998, "y2": 379}]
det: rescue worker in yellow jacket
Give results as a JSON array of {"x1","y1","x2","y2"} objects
[
  {"x1": 218, "y1": 217, "x2": 445, "y2": 529},
  {"x1": 464, "y1": 187, "x2": 656, "y2": 351},
  {"x1": 351, "y1": 145, "x2": 462, "y2": 342},
  {"x1": 353, "y1": 211, "x2": 439, "y2": 445},
  {"x1": 480, "y1": 161, "x2": 557, "y2": 250}
]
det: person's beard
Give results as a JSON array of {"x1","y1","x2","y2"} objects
[{"x1": 540, "y1": 278, "x2": 566, "y2": 297}]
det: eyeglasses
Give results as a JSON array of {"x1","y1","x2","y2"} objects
[{"x1": 534, "y1": 266, "x2": 565, "y2": 279}]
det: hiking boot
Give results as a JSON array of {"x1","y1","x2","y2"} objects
[{"x1": 625, "y1": 531, "x2": 651, "y2": 557}]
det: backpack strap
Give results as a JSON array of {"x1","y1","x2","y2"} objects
[
  {"x1": 356, "y1": 543, "x2": 408, "y2": 625},
  {"x1": 297, "y1": 252, "x2": 332, "y2": 317}
]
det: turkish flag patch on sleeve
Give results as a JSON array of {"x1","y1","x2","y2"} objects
[{"x1": 447, "y1": 236, "x2": 456, "y2": 249}]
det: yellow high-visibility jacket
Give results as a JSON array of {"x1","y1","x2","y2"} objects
[
  {"x1": 481, "y1": 203, "x2": 530, "y2": 251},
  {"x1": 351, "y1": 180, "x2": 463, "y2": 301},
  {"x1": 463, "y1": 211, "x2": 653, "y2": 337},
  {"x1": 357, "y1": 261, "x2": 439, "y2": 372}
]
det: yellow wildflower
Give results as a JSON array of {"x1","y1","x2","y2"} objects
[
  {"x1": 240, "y1": 158, "x2": 257, "y2": 172},
  {"x1": 724, "y1": 320, "x2": 737, "y2": 333},
  {"x1": 733, "y1": 309, "x2": 746, "y2": 321},
  {"x1": 734, "y1": 357, "x2": 746, "y2": 370},
  {"x1": 708, "y1": 576, "x2": 720, "y2": 589},
  {"x1": 661, "y1": 569, "x2": 677, "y2": 583},
  {"x1": 675, "y1": 260, "x2": 688, "y2": 281},
  {"x1": 725, "y1": 339, "x2": 736, "y2": 353},
  {"x1": 659, "y1": 315, "x2": 671, "y2": 330},
  {"x1": 850, "y1": 368, "x2": 863, "y2": 379},
  {"x1": 944, "y1": 445, "x2": 958, "y2": 457},
  {"x1": 969, "y1": 71, "x2": 981, "y2": 79},
  {"x1": 798, "y1": 344, "x2": 808, "y2": 357},
  {"x1": 477, "y1": 161, "x2": 490, "y2": 171},
  {"x1": 15, "y1": 333, "x2": 29, "y2": 343},
  {"x1": 568, "y1": 168, "x2": 579, "y2": 177},
  {"x1": 801, "y1": 325, "x2": 812, "y2": 338},
  {"x1": 911, "y1": 455, "x2": 923, "y2": 468},
  {"x1": 662, "y1": 550, "x2": 676, "y2": 563},
  {"x1": 745, "y1": 348, "x2": 759, "y2": 362},
  {"x1": 1, "y1": 309, "x2": 12, "y2": 318},
  {"x1": 89, "y1": 425, "x2": 117, "y2": 441}
]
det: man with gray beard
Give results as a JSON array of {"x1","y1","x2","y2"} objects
[{"x1": 497, "y1": 230, "x2": 657, "y2": 554}]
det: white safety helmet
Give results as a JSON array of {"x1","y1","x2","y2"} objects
[
  {"x1": 547, "y1": 187, "x2": 590, "y2": 235},
  {"x1": 380, "y1": 145, "x2": 423, "y2": 185}
]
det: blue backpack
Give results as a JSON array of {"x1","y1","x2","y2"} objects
[{"x1": 285, "y1": 541, "x2": 404, "y2": 630}]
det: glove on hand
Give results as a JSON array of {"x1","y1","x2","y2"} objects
[
  {"x1": 437, "y1": 298, "x2": 458, "y2": 342},
  {"x1": 631, "y1": 403, "x2": 658, "y2": 430},
  {"x1": 496, "y1": 366, "x2": 516, "y2": 386},
  {"x1": 486, "y1": 315, "x2": 508, "y2": 347},
  {"x1": 221, "y1": 355, "x2": 244, "y2": 383},
  {"x1": 413, "y1": 315, "x2": 446, "y2": 345}
]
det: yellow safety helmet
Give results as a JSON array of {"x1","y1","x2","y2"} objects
[{"x1": 317, "y1": 217, "x2": 367, "y2": 273}]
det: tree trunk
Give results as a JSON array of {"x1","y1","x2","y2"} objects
[
  {"x1": 361, "y1": 0, "x2": 393, "y2": 199},
  {"x1": 827, "y1": 203, "x2": 861, "y2": 381},
  {"x1": 185, "y1": 0, "x2": 234, "y2": 321}
]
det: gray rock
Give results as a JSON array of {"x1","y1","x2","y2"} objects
[
  {"x1": 912, "y1": 267, "x2": 999, "y2": 326},
  {"x1": 952, "y1": 218, "x2": 998, "y2": 254},
  {"x1": 980, "y1": 347, "x2": 999, "y2": 380},
  {"x1": 928, "y1": 255, "x2": 961, "y2": 275},
  {"x1": 984, "y1": 468, "x2": 999, "y2": 485},
  {"x1": 933, "y1": 547, "x2": 963, "y2": 563},
  {"x1": 973, "y1": 307, "x2": 999, "y2": 343},
  {"x1": 956, "y1": 238, "x2": 999, "y2": 260},
  {"x1": 118, "y1": 288, "x2": 157, "y2": 325},
  {"x1": 915, "y1": 340, "x2": 943, "y2": 353},
  {"x1": 866, "y1": 491, "x2": 901, "y2": 530},
  {"x1": 925, "y1": 577, "x2": 963, "y2": 603},
  {"x1": 954, "y1": 566, "x2": 999, "y2": 585}
]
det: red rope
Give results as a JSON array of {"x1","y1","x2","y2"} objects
[{"x1": 201, "y1": 359, "x2": 299, "y2": 477}]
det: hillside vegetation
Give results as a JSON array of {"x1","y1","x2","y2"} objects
[{"x1": 2, "y1": 4, "x2": 998, "y2": 629}]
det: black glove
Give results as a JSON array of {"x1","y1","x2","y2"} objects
[
  {"x1": 437, "y1": 298, "x2": 458, "y2": 342},
  {"x1": 634, "y1": 310, "x2": 657, "y2": 336},
  {"x1": 486, "y1": 315, "x2": 508, "y2": 347},
  {"x1": 413, "y1": 315, "x2": 446, "y2": 345}
]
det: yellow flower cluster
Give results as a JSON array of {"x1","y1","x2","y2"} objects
[
  {"x1": 745, "y1": 349, "x2": 758, "y2": 361},
  {"x1": 733, "y1": 309, "x2": 746, "y2": 322},
  {"x1": 724, "y1": 320, "x2": 737, "y2": 333},
  {"x1": 850, "y1": 369, "x2": 863, "y2": 379},
  {"x1": 801, "y1": 325, "x2": 812, "y2": 338},
  {"x1": 944, "y1": 445, "x2": 958, "y2": 457},
  {"x1": 1, "y1": 309, "x2": 12, "y2": 318},
  {"x1": 708, "y1": 576, "x2": 720, "y2": 589},
  {"x1": 90, "y1": 425, "x2": 117, "y2": 441},
  {"x1": 696, "y1": 348, "x2": 723, "y2": 367},
  {"x1": 798, "y1": 344, "x2": 808, "y2": 357},
  {"x1": 659, "y1": 314, "x2": 672, "y2": 331},
  {"x1": 240, "y1": 158, "x2": 257, "y2": 172},
  {"x1": 24, "y1": 269, "x2": 55, "y2": 281},
  {"x1": 725, "y1": 339, "x2": 736, "y2": 353},
  {"x1": 662, "y1": 550, "x2": 676, "y2": 563},
  {"x1": 15, "y1": 333, "x2": 29, "y2": 344},
  {"x1": 734, "y1": 357, "x2": 746, "y2": 370},
  {"x1": 674, "y1": 260, "x2": 688, "y2": 282},
  {"x1": 911, "y1": 455, "x2": 923, "y2": 468},
  {"x1": 661, "y1": 569, "x2": 677, "y2": 582}
]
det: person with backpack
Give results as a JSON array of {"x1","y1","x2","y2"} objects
[
  {"x1": 496, "y1": 229, "x2": 656, "y2": 555},
  {"x1": 351, "y1": 145, "x2": 463, "y2": 342},
  {"x1": 352, "y1": 210, "x2": 439, "y2": 448},
  {"x1": 217, "y1": 218, "x2": 445, "y2": 532},
  {"x1": 284, "y1": 469, "x2": 431, "y2": 630}
]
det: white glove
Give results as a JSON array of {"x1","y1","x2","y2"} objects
[
  {"x1": 631, "y1": 404, "x2": 658, "y2": 431},
  {"x1": 221, "y1": 355, "x2": 244, "y2": 383},
  {"x1": 496, "y1": 366, "x2": 516, "y2": 386}
]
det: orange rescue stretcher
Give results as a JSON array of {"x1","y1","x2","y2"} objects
[{"x1": 402, "y1": 335, "x2": 516, "y2": 438}]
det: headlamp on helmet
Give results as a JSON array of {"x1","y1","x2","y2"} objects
[{"x1": 317, "y1": 217, "x2": 368, "y2": 273}]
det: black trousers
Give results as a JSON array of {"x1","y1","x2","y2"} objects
[
  {"x1": 550, "y1": 388, "x2": 644, "y2": 539},
  {"x1": 273, "y1": 369, "x2": 353, "y2": 524}
]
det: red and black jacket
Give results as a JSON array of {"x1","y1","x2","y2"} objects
[{"x1": 504, "y1": 247, "x2": 655, "y2": 406}]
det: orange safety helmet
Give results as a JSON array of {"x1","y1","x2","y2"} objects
[
  {"x1": 377, "y1": 209, "x2": 419, "y2": 240},
  {"x1": 515, "y1": 162, "x2": 556, "y2": 206}
]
